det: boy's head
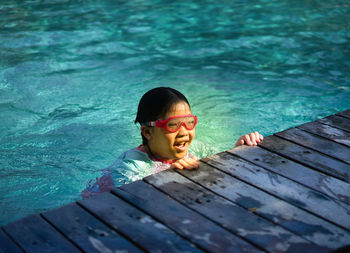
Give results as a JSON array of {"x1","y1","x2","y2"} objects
[
  {"x1": 135, "y1": 87, "x2": 190, "y2": 126},
  {"x1": 135, "y1": 87, "x2": 195, "y2": 161}
]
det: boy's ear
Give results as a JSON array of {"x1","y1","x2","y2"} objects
[{"x1": 141, "y1": 126, "x2": 152, "y2": 140}]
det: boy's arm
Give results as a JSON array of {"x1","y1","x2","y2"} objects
[{"x1": 81, "y1": 171, "x2": 114, "y2": 199}]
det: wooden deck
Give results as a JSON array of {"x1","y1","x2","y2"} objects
[{"x1": 1, "y1": 110, "x2": 350, "y2": 252}]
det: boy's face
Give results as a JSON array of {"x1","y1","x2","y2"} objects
[{"x1": 146, "y1": 102, "x2": 195, "y2": 161}]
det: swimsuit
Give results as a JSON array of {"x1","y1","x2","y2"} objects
[{"x1": 81, "y1": 145, "x2": 193, "y2": 198}]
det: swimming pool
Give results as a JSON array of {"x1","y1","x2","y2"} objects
[{"x1": 1, "y1": 0, "x2": 349, "y2": 226}]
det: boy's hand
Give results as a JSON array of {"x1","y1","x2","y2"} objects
[
  {"x1": 234, "y1": 131, "x2": 263, "y2": 147},
  {"x1": 171, "y1": 157, "x2": 199, "y2": 170}
]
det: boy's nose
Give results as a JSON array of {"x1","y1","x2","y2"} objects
[{"x1": 177, "y1": 124, "x2": 188, "y2": 136}]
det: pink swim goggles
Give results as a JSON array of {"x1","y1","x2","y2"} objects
[{"x1": 143, "y1": 114, "x2": 198, "y2": 132}]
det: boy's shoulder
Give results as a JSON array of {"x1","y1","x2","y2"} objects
[
  {"x1": 119, "y1": 146, "x2": 150, "y2": 162},
  {"x1": 107, "y1": 146, "x2": 153, "y2": 175}
]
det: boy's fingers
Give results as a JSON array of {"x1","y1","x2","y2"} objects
[
  {"x1": 181, "y1": 158, "x2": 199, "y2": 170},
  {"x1": 234, "y1": 136, "x2": 245, "y2": 147},
  {"x1": 176, "y1": 163, "x2": 184, "y2": 170},
  {"x1": 172, "y1": 158, "x2": 199, "y2": 170},
  {"x1": 255, "y1": 132, "x2": 262, "y2": 142},
  {"x1": 249, "y1": 132, "x2": 260, "y2": 145},
  {"x1": 188, "y1": 157, "x2": 198, "y2": 164},
  {"x1": 254, "y1": 131, "x2": 260, "y2": 141},
  {"x1": 252, "y1": 132, "x2": 259, "y2": 144},
  {"x1": 172, "y1": 162, "x2": 183, "y2": 170},
  {"x1": 178, "y1": 159, "x2": 191, "y2": 169},
  {"x1": 186, "y1": 158, "x2": 199, "y2": 170},
  {"x1": 235, "y1": 132, "x2": 263, "y2": 147},
  {"x1": 189, "y1": 159, "x2": 200, "y2": 169},
  {"x1": 244, "y1": 134, "x2": 253, "y2": 145},
  {"x1": 259, "y1": 133, "x2": 264, "y2": 142},
  {"x1": 255, "y1": 132, "x2": 263, "y2": 143}
]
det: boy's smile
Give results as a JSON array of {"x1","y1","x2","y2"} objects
[{"x1": 142, "y1": 102, "x2": 195, "y2": 161}]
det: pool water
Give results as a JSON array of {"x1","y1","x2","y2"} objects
[{"x1": 1, "y1": 0, "x2": 349, "y2": 226}]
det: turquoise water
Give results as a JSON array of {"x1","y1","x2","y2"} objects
[{"x1": 1, "y1": 0, "x2": 349, "y2": 226}]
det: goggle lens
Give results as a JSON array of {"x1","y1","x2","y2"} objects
[
  {"x1": 144, "y1": 115, "x2": 198, "y2": 132},
  {"x1": 167, "y1": 116, "x2": 197, "y2": 131}
]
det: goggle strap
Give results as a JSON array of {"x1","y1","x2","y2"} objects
[{"x1": 141, "y1": 122, "x2": 156, "y2": 127}]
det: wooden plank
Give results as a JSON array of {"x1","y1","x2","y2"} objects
[
  {"x1": 42, "y1": 202, "x2": 141, "y2": 253},
  {"x1": 2, "y1": 214, "x2": 79, "y2": 253},
  {"x1": 259, "y1": 135, "x2": 350, "y2": 182},
  {"x1": 317, "y1": 115, "x2": 350, "y2": 132},
  {"x1": 227, "y1": 145, "x2": 350, "y2": 204},
  {"x1": 179, "y1": 161, "x2": 350, "y2": 249},
  {"x1": 0, "y1": 229, "x2": 23, "y2": 253},
  {"x1": 78, "y1": 192, "x2": 201, "y2": 253},
  {"x1": 337, "y1": 109, "x2": 350, "y2": 119},
  {"x1": 275, "y1": 127, "x2": 350, "y2": 164},
  {"x1": 112, "y1": 180, "x2": 261, "y2": 253},
  {"x1": 144, "y1": 169, "x2": 330, "y2": 253},
  {"x1": 201, "y1": 152, "x2": 350, "y2": 232},
  {"x1": 297, "y1": 121, "x2": 350, "y2": 147}
]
